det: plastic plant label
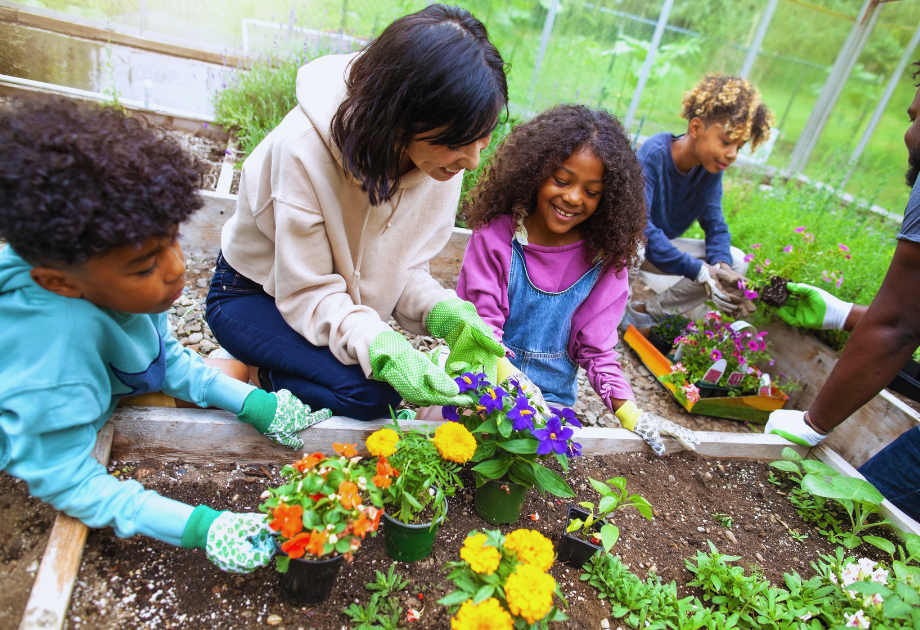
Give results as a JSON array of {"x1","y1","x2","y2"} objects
[
  {"x1": 729, "y1": 320, "x2": 753, "y2": 332},
  {"x1": 701, "y1": 359, "x2": 727, "y2": 384},
  {"x1": 727, "y1": 372, "x2": 744, "y2": 386}
]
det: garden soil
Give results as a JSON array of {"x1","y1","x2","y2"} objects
[{"x1": 1, "y1": 451, "x2": 897, "y2": 630}]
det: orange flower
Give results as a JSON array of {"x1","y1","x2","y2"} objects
[
  {"x1": 372, "y1": 474, "x2": 393, "y2": 489},
  {"x1": 338, "y1": 481, "x2": 361, "y2": 509},
  {"x1": 306, "y1": 529, "x2": 328, "y2": 556},
  {"x1": 281, "y1": 532, "x2": 312, "y2": 559},
  {"x1": 269, "y1": 503, "x2": 303, "y2": 539},
  {"x1": 333, "y1": 442, "x2": 358, "y2": 457},
  {"x1": 292, "y1": 452, "x2": 325, "y2": 472},
  {"x1": 353, "y1": 512, "x2": 374, "y2": 538},
  {"x1": 369, "y1": 506, "x2": 382, "y2": 531},
  {"x1": 376, "y1": 457, "x2": 400, "y2": 478}
]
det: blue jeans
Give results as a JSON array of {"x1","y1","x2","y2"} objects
[
  {"x1": 205, "y1": 253, "x2": 402, "y2": 420},
  {"x1": 858, "y1": 426, "x2": 920, "y2": 522}
]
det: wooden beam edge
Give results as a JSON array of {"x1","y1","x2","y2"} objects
[{"x1": 809, "y1": 443, "x2": 920, "y2": 537}]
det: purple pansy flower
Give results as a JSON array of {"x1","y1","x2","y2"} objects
[
  {"x1": 507, "y1": 393, "x2": 536, "y2": 431},
  {"x1": 456, "y1": 372, "x2": 487, "y2": 393},
  {"x1": 442, "y1": 405, "x2": 460, "y2": 422},
  {"x1": 551, "y1": 406, "x2": 582, "y2": 428},
  {"x1": 532, "y1": 416, "x2": 573, "y2": 455},
  {"x1": 479, "y1": 386, "x2": 508, "y2": 414}
]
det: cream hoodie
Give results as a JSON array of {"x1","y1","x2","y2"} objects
[{"x1": 220, "y1": 52, "x2": 460, "y2": 376}]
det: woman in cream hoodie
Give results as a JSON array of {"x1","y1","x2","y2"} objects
[{"x1": 205, "y1": 5, "x2": 508, "y2": 420}]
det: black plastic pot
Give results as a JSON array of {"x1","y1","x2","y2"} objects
[
  {"x1": 556, "y1": 507, "x2": 603, "y2": 568},
  {"x1": 695, "y1": 381, "x2": 734, "y2": 399},
  {"x1": 275, "y1": 541, "x2": 344, "y2": 604},
  {"x1": 889, "y1": 359, "x2": 920, "y2": 402},
  {"x1": 647, "y1": 331, "x2": 675, "y2": 357}
]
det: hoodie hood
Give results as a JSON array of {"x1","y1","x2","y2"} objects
[
  {"x1": 294, "y1": 52, "x2": 429, "y2": 190},
  {"x1": 0, "y1": 246, "x2": 40, "y2": 296}
]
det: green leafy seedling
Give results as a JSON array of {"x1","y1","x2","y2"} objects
[
  {"x1": 566, "y1": 477, "x2": 653, "y2": 554},
  {"x1": 712, "y1": 513, "x2": 734, "y2": 528}
]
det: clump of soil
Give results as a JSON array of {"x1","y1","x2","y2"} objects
[{"x1": 760, "y1": 275, "x2": 791, "y2": 307}]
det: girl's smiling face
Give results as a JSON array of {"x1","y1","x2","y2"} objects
[{"x1": 525, "y1": 146, "x2": 604, "y2": 247}]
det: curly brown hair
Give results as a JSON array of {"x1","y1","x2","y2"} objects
[
  {"x1": 680, "y1": 74, "x2": 774, "y2": 150},
  {"x1": 462, "y1": 104, "x2": 646, "y2": 271},
  {"x1": 0, "y1": 95, "x2": 202, "y2": 266}
]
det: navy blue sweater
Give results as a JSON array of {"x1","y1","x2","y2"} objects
[{"x1": 636, "y1": 133, "x2": 733, "y2": 279}]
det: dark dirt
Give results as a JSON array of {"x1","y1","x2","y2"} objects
[
  {"x1": 760, "y1": 276, "x2": 791, "y2": 308},
  {"x1": 1, "y1": 451, "x2": 898, "y2": 629}
]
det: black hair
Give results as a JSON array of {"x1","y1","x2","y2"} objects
[
  {"x1": 0, "y1": 96, "x2": 202, "y2": 267},
  {"x1": 330, "y1": 4, "x2": 508, "y2": 206}
]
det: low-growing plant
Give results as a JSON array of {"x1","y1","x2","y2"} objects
[
  {"x1": 345, "y1": 563, "x2": 409, "y2": 630},
  {"x1": 363, "y1": 418, "x2": 475, "y2": 526},
  {"x1": 712, "y1": 513, "x2": 734, "y2": 528},
  {"x1": 442, "y1": 371, "x2": 580, "y2": 498},
  {"x1": 650, "y1": 313, "x2": 692, "y2": 347},
  {"x1": 566, "y1": 477, "x2": 653, "y2": 554},
  {"x1": 439, "y1": 528, "x2": 567, "y2": 629},
  {"x1": 258, "y1": 444, "x2": 381, "y2": 572}
]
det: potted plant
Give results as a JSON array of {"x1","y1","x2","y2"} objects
[
  {"x1": 659, "y1": 311, "x2": 797, "y2": 406},
  {"x1": 648, "y1": 313, "x2": 691, "y2": 357},
  {"x1": 442, "y1": 371, "x2": 580, "y2": 524},
  {"x1": 439, "y1": 528, "x2": 568, "y2": 628},
  {"x1": 557, "y1": 477, "x2": 653, "y2": 568},
  {"x1": 364, "y1": 419, "x2": 477, "y2": 562},
  {"x1": 259, "y1": 444, "x2": 381, "y2": 603}
]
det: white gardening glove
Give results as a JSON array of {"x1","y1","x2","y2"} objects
[
  {"x1": 765, "y1": 409, "x2": 827, "y2": 447},
  {"x1": 776, "y1": 283, "x2": 854, "y2": 330},
  {"x1": 615, "y1": 401, "x2": 700, "y2": 456},
  {"x1": 696, "y1": 264, "x2": 742, "y2": 315}
]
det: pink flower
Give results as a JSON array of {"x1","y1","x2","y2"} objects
[
  {"x1": 711, "y1": 349, "x2": 723, "y2": 361},
  {"x1": 747, "y1": 340, "x2": 759, "y2": 352},
  {"x1": 752, "y1": 243, "x2": 763, "y2": 249},
  {"x1": 821, "y1": 270, "x2": 832, "y2": 283},
  {"x1": 682, "y1": 383, "x2": 700, "y2": 404},
  {"x1": 743, "y1": 253, "x2": 755, "y2": 263},
  {"x1": 839, "y1": 243, "x2": 850, "y2": 252},
  {"x1": 768, "y1": 359, "x2": 775, "y2": 366},
  {"x1": 794, "y1": 226, "x2": 806, "y2": 233},
  {"x1": 836, "y1": 275, "x2": 844, "y2": 289},
  {"x1": 738, "y1": 357, "x2": 746, "y2": 365},
  {"x1": 764, "y1": 259, "x2": 771, "y2": 266},
  {"x1": 670, "y1": 362, "x2": 687, "y2": 374},
  {"x1": 803, "y1": 233, "x2": 815, "y2": 243},
  {"x1": 743, "y1": 289, "x2": 758, "y2": 300},
  {"x1": 755, "y1": 266, "x2": 763, "y2": 274},
  {"x1": 846, "y1": 254, "x2": 852, "y2": 260},
  {"x1": 783, "y1": 245, "x2": 793, "y2": 253}
]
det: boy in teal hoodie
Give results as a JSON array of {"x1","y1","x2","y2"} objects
[{"x1": 0, "y1": 97, "x2": 332, "y2": 573}]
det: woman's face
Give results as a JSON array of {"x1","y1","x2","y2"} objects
[{"x1": 405, "y1": 131, "x2": 492, "y2": 181}]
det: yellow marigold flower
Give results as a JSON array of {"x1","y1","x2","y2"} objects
[
  {"x1": 433, "y1": 422, "x2": 477, "y2": 463},
  {"x1": 504, "y1": 563, "x2": 556, "y2": 624},
  {"x1": 451, "y1": 598, "x2": 513, "y2": 630},
  {"x1": 366, "y1": 428, "x2": 399, "y2": 458},
  {"x1": 504, "y1": 528, "x2": 555, "y2": 572},
  {"x1": 459, "y1": 533, "x2": 501, "y2": 575}
]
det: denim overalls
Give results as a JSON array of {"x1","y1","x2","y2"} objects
[{"x1": 503, "y1": 238, "x2": 602, "y2": 405}]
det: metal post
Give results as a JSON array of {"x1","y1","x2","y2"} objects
[
  {"x1": 786, "y1": 0, "x2": 883, "y2": 176},
  {"x1": 623, "y1": 0, "x2": 675, "y2": 132},
  {"x1": 739, "y1": 0, "x2": 778, "y2": 79},
  {"x1": 530, "y1": 0, "x2": 561, "y2": 103},
  {"x1": 841, "y1": 19, "x2": 920, "y2": 188},
  {"x1": 138, "y1": 0, "x2": 146, "y2": 33}
]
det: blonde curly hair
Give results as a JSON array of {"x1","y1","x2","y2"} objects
[{"x1": 681, "y1": 74, "x2": 775, "y2": 150}]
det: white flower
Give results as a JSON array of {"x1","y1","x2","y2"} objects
[
  {"x1": 329, "y1": 534, "x2": 338, "y2": 544},
  {"x1": 357, "y1": 476, "x2": 367, "y2": 491},
  {"x1": 870, "y1": 568, "x2": 888, "y2": 585},
  {"x1": 857, "y1": 558, "x2": 877, "y2": 575},
  {"x1": 844, "y1": 610, "x2": 869, "y2": 629},
  {"x1": 798, "y1": 613, "x2": 813, "y2": 621},
  {"x1": 863, "y1": 593, "x2": 884, "y2": 607}
]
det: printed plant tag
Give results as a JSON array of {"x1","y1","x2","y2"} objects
[
  {"x1": 727, "y1": 372, "x2": 745, "y2": 386},
  {"x1": 701, "y1": 359, "x2": 727, "y2": 384},
  {"x1": 729, "y1": 320, "x2": 753, "y2": 332}
]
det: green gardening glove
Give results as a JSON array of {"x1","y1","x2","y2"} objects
[
  {"x1": 776, "y1": 282, "x2": 853, "y2": 331},
  {"x1": 369, "y1": 330, "x2": 474, "y2": 407},
  {"x1": 182, "y1": 506, "x2": 275, "y2": 573},
  {"x1": 426, "y1": 298, "x2": 504, "y2": 384},
  {"x1": 238, "y1": 389, "x2": 333, "y2": 449}
]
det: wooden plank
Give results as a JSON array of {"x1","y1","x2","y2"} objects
[
  {"x1": 214, "y1": 137, "x2": 237, "y2": 195},
  {"x1": 765, "y1": 321, "x2": 920, "y2": 467},
  {"x1": 0, "y1": 1, "x2": 248, "y2": 67},
  {"x1": 182, "y1": 192, "x2": 236, "y2": 259},
  {"x1": 108, "y1": 405, "x2": 808, "y2": 464},
  {"x1": 810, "y1": 443, "x2": 920, "y2": 537},
  {"x1": 18, "y1": 423, "x2": 115, "y2": 630},
  {"x1": 429, "y1": 228, "x2": 471, "y2": 288}
]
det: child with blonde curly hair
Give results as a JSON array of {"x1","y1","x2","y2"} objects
[
  {"x1": 623, "y1": 74, "x2": 774, "y2": 328},
  {"x1": 458, "y1": 104, "x2": 698, "y2": 455}
]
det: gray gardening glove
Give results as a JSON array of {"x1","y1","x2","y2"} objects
[{"x1": 615, "y1": 401, "x2": 700, "y2": 456}]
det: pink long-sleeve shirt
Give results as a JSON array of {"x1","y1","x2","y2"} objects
[{"x1": 457, "y1": 215, "x2": 635, "y2": 407}]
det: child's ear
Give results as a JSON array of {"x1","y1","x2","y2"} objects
[
  {"x1": 30, "y1": 267, "x2": 83, "y2": 299},
  {"x1": 687, "y1": 117, "x2": 705, "y2": 139}
]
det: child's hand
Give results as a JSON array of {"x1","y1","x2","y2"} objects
[
  {"x1": 426, "y1": 298, "x2": 504, "y2": 384},
  {"x1": 614, "y1": 401, "x2": 700, "y2": 455},
  {"x1": 238, "y1": 389, "x2": 333, "y2": 449},
  {"x1": 183, "y1": 507, "x2": 275, "y2": 573}
]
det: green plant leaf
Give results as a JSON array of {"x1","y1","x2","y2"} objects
[
  {"x1": 532, "y1": 463, "x2": 575, "y2": 498},
  {"x1": 801, "y1": 460, "x2": 838, "y2": 476},
  {"x1": 276, "y1": 555, "x2": 290, "y2": 574},
  {"x1": 863, "y1": 535, "x2": 896, "y2": 557},
  {"x1": 589, "y1": 478, "x2": 612, "y2": 496},
  {"x1": 768, "y1": 460, "x2": 802, "y2": 474},
  {"x1": 438, "y1": 591, "x2": 472, "y2": 606},
  {"x1": 840, "y1": 533, "x2": 863, "y2": 549},
  {"x1": 904, "y1": 533, "x2": 920, "y2": 560},
  {"x1": 472, "y1": 441, "x2": 497, "y2": 462},
  {"x1": 600, "y1": 524, "x2": 619, "y2": 552},
  {"x1": 497, "y1": 438, "x2": 540, "y2": 454},
  {"x1": 472, "y1": 584, "x2": 495, "y2": 604},
  {"x1": 606, "y1": 477, "x2": 627, "y2": 492},
  {"x1": 472, "y1": 457, "x2": 513, "y2": 479},
  {"x1": 782, "y1": 447, "x2": 804, "y2": 463},
  {"x1": 598, "y1": 495, "x2": 618, "y2": 515},
  {"x1": 801, "y1": 473, "x2": 885, "y2": 505},
  {"x1": 473, "y1": 418, "x2": 498, "y2": 434},
  {"x1": 508, "y1": 460, "x2": 537, "y2": 488},
  {"x1": 630, "y1": 496, "x2": 654, "y2": 520},
  {"x1": 566, "y1": 518, "x2": 584, "y2": 533}
]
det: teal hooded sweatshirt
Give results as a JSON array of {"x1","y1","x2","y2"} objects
[{"x1": 0, "y1": 247, "x2": 255, "y2": 545}]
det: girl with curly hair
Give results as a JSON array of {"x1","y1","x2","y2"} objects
[{"x1": 458, "y1": 104, "x2": 699, "y2": 454}]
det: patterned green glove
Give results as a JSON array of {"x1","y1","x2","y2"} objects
[
  {"x1": 776, "y1": 282, "x2": 853, "y2": 330},
  {"x1": 238, "y1": 389, "x2": 333, "y2": 449},
  {"x1": 369, "y1": 330, "x2": 474, "y2": 407},
  {"x1": 426, "y1": 298, "x2": 504, "y2": 384},
  {"x1": 182, "y1": 506, "x2": 275, "y2": 574}
]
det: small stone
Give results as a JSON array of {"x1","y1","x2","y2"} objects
[
  {"x1": 546, "y1": 501, "x2": 554, "y2": 508},
  {"x1": 668, "y1": 474, "x2": 676, "y2": 483},
  {"x1": 183, "y1": 310, "x2": 197, "y2": 321},
  {"x1": 187, "y1": 333, "x2": 204, "y2": 344},
  {"x1": 200, "y1": 339, "x2": 215, "y2": 353},
  {"x1": 725, "y1": 530, "x2": 738, "y2": 544},
  {"x1": 717, "y1": 464, "x2": 725, "y2": 472},
  {"x1": 702, "y1": 472, "x2": 712, "y2": 482},
  {"x1": 697, "y1": 526, "x2": 705, "y2": 532},
  {"x1": 186, "y1": 323, "x2": 202, "y2": 332},
  {"x1": 266, "y1": 614, "x2": 283, "y2": 626},
  {"x1": 585, "y1": 410, "x2": 598, "y2": 425},
  {"x1": 187, "y1": 345, "x2": 200, "y2": 353},
  {"x1": 755, "y1": 552, "x2": 764, "y2": 563},
  {"x1": 196, "y1": 278, "x2": 209, "y2": 288},
  {"x1": 178, "y1": 336, "x2": 190, "y2": 346},
  {"x1": 601, "y1": 620, "x2": 611, "y2": 629}
]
